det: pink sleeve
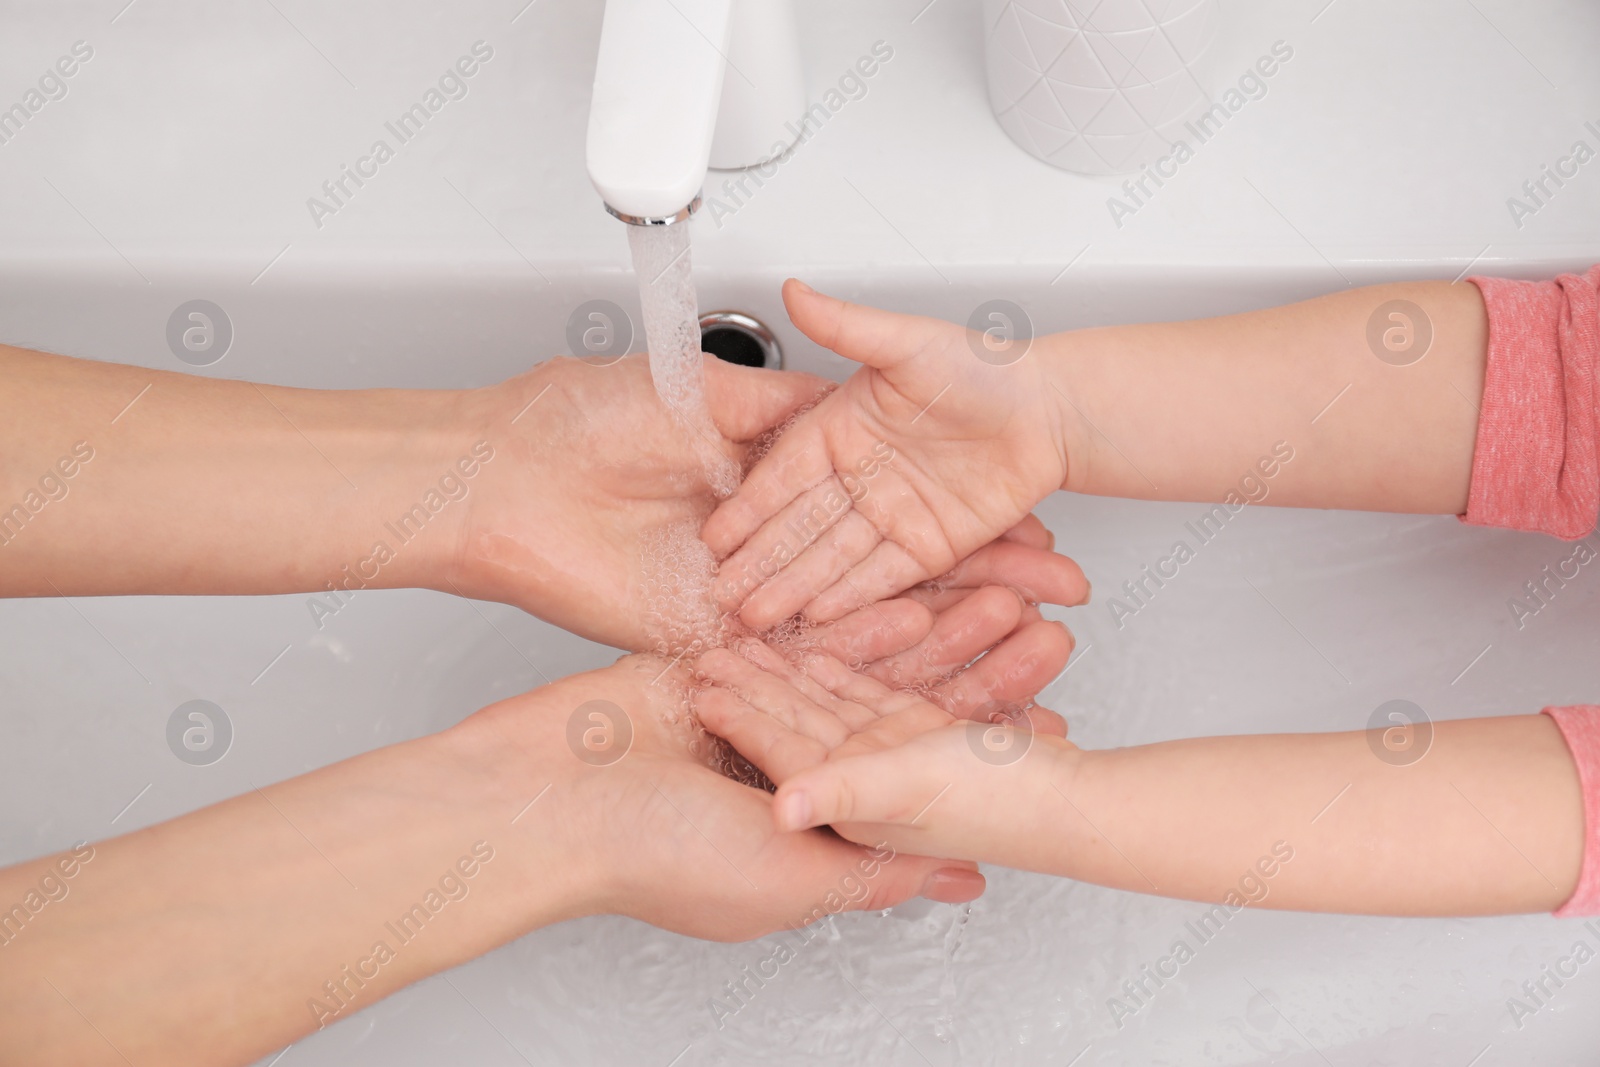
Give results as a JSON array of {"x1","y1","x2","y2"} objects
[
  {"x1": 1460, "y1": 270, "x2": 1600, "y2": 915},
  {"x1": 1462, "y1": 265, "x2": 1600, "y2": 539},
  {"x1": 1546, "y1": 706, "x2": 1600, "y2": 917}
]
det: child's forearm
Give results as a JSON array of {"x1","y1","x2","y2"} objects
[
  {"x1": 1050, "y1": 280, "x2": 1488, "y2": 514},
  {"x1": 1048, "y1": 714, "x2": 1582, "y2": 915}
]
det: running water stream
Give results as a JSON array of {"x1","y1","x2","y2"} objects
[
  {"x1": 625, "y1": 220, "x2": 834, "y2": 780},
  {"x1": 627, "y1": 223, "x2": 741, "y2": 498},
  {"x1": 623, "y1": 228, "x2": 985, "y2": 1023},
  {"x1": 627, "y1": 219, "x2": 752, "y2": 776}
]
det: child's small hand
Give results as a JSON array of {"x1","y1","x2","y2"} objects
[
  {"x1": 693, "y1": 641, "x2": 1077, "y2": 870},
  {"x1": 802, "y1": 519, "x2": 1077, "y2": 722},
  {"x1": 702, "y1": 280, "x2": 1078, "y2": 630}
]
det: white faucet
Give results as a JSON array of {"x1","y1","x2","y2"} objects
[{"x1": 585, "y1": 0, "x2": 805, "y2": 225}]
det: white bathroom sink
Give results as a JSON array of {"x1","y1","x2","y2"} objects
[{"x1": 2, "y1": 0, "x2": 1598, "y2": 1064}]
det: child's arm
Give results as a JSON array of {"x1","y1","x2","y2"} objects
[
  {"x1": 694, "y1": 644, "x2": 1590, "y2": 916},
  {"x1": 707, "y1": 267, "x2": 1599, "y2": 625},
  {"x1": 1051, "y1": 280, "x2": 1487, "y2": 513}
]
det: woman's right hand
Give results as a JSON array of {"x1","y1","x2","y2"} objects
[
  {"x1": 444, "y1": 354, "x2": 1088, "y2": 688},
  {"x1": 461, "y1": 655, "x2": 989, "y2": 942}
]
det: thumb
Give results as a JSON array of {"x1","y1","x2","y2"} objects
[
  {"x1": 772, "y1": 749, "x2": 940, "y2": 832},
  {"x1": 702, "y1": 359, "x2": 829, "y2": 442},
  {"x1": 783, "y1": 278, "x2": 956, "y2": 373}
]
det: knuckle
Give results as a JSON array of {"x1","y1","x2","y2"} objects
[{"x1": 829, "y1": 775, "x2": 859, "y2": 823}]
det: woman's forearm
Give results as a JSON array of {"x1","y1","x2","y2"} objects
[
  {"x1": 0, "y1": 345, "x2": 482, "y2": 598},
  {"x1": 1051, "y1": 280, "x2": 1489, "y2": 513},
  {"x1": 1048, "y1": 714, "x2": 1583, "y2": 915},
  {"x1": 0, "y1": 720, "x2": 577, "y2": 1066}
]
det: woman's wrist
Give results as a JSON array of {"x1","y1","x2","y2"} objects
[
  {"x1": 432, "y1": 692, "x2": 605, "y2": 933},
  {"x1": 294, "y1": 382, "x2": 495, "y2": 599},
  {"x1": 264, "y1": 721, "x2": 595, "y2": 984},
  {"x1": 415, "y1": 369, "x2": 565, "y2": 613}
]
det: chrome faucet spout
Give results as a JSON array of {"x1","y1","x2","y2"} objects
[{"x1": 602, "y1": 195, "x2": 703, "y2": 228}]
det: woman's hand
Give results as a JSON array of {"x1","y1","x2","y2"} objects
[
  {"x1": 440, "y1": 354, "x2": 813, "y2": 650},
  {"x1": 443, "y1": 354, "x2": 1088, "y2": 678},
  {"x1": 0, "y1": 656, "x2": 984, "y2": 1067},
  {"x1": 466, "y1": 655, "x2": 987, "y2": 942},
  {"x1": 0, "y1": 342, "x2": 1087, "y2": 685},
  {"x1": 701, "y1": 281, "x2": 1076, "y2": 631}
]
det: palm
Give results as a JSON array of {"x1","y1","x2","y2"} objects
[
  {"x1": 469, "y1": 656, "x2": 980, "y2": 939},
  {"x1": 821, "y1": 351, "x2": 1064, "y2": 567},
  {"x1": 448, "y1": 355, "x2": 819, "y2": 651},
  {"x1": 597, "y1": 748, "x2": 897, "y2": 940},
  {"x1": 447, "y1": 354, "x2": 1089, "y2": 692},
  {"x1": 692, "y1": 645, "x2": 1076, "y2": 869},
  {"x1": 704, "y1": 282, "x2": 1070, "y2": 630}
]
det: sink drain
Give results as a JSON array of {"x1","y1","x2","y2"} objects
[{"x1": 700, "y1": 311, "x2": 781, "y2": 369}]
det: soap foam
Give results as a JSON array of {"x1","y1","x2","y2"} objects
[{"x1": 638, "y1": 518, "x2": 728, "y2": 663}]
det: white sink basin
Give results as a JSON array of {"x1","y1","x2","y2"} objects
[{"x1": 2, "y1": 0, "x2": 1598, "y2": 1064}]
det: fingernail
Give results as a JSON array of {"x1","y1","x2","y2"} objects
[
  {"x1": 1082, "y1": 580, "x2": 1092, "y2": 604},
  {"x1": 789, "y1": 279, "x2": 815, "y2": 296},
  {"x1": 775, "y1": 790, "x2": 812, "y2": 831},
  {"x1": 921, "y1": 868, "x2": 986, "y2": 903}
]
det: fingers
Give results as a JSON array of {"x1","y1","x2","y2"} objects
[
  {"x1": 726, "y1": 639, "x2": 879, "y2": 731},
  {"x1": 828, "y1": 576, "x2": 1072, "y2": 731},
  {"x1": 699, "y1": 638, "x2": 950, "y2": 745},
  {"x1": 918, "y1": 867, "x2": 987, "y2": 904},
  {"x1": 863, "y1": 584, "x2": 1025, "y2": 687},
  {"x1": 691, "y1": 685, "x2": 828, "y2": 783},
  {"x1": 810, "y1": 839, "x2": 984, "y2": 911},
  {"x1": 732, "y1": 509, "x2": 880, "y2": 628},
  {"x1": 701, "y1": 420, "x2": 833, "y2": 561},
  {"x1": 715, "y1": 786, "x2": 985, "y2": 924},
  {"x1": 915, "y1": 540, "x2": 1090, "y2": 610},
  {"x1": 791, "y1": 652, "x2": 928, "y2": 718},
  {"x1": 803, "y1": 539, "x2": 930, "y2": 623},
  {"x1": 702, "y1": 360, "x2": 828, "y2": 442},
  {"x1": 808, "y1": 596, "x2": 932, "y2": 664},
  {"x1": 712, "y1": 477, "x2": 851, "y2": 613},
  {"x1": 773, "y1": 746, "x2": 946, "y2": 832},
  {"x1": 783, "y1": 655, "x2": 955, "y2": 751},
  {"x1": 930, "y1": 618, "x2": 1075, "y2": 723},
  {"x1": 1017, "y1": 704, "x2": 1069, "y2": 738},
  {"x1": 783, "y1": 279, "x2": 954, "y2": 373},
  {"x1": 858, "y1": 586, "x2": 1071, "y2": 735},
  {"x1": 1000, "y1": 513, "x2": 1054, "y2": 551},
  {"x1": 695, "y1": 647, "x2": 857, "y2": 744}
]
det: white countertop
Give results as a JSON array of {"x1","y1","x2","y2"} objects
[{"x1": 0, "y1": 0, "x2": 1596, "y2": 386}]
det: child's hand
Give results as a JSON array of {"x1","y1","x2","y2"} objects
[
  {"x1": 808, "y1": 512, "x2": 1077, "y2": 723},
  {"x1": 702, "y1": 280, "x2": 1078, "y2": 631},
  {"x1": 692, "y1": 640, "x2": 1077, "y2": 871},
  {"x1": 812, "y1": 579, "x2": 1075, "y2": 729}
]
